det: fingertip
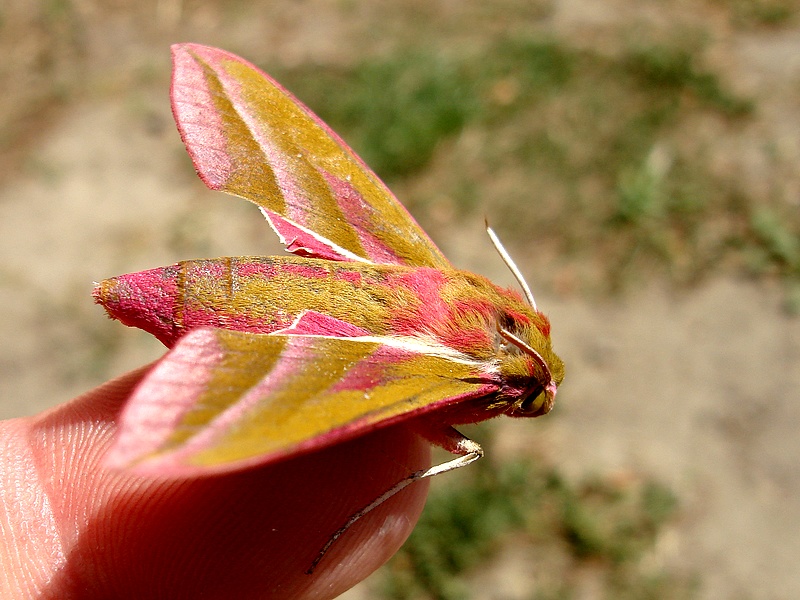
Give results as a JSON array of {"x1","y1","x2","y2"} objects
[
  {"x1": 300, "y1": 428, "x2": 431, "y2": 596},
  {"x1": 34, "y1": 419, "x2": 430, "y2": 599}
]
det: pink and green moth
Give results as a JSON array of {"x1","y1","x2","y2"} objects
[{"x1": 94, "y1": 43, "x2": 565, "y2": 570}]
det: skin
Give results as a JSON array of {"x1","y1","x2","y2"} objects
[{"x1": 0, "y1": 366, "x2": 430, "y2": 599}]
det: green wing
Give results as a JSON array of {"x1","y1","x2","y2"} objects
[
  {"x1": 171, "y1": 43, "x2": 450, "y2": 268},
  {"x1": 105, "y1": 328, "x2": 497, "y2": 475}
]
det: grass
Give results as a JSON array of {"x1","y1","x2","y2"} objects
[
  {"x1": 280, "y1": 38, "x2": 572, "y2": 181},
  {"x1": 621, "y1": 45, "x2": 753, "y2": 117},
  {"x1": 716, "y1": 0, "x2": 798, "y2": 27},
  {"x1": 278, "y1": 55, "x2": 476, "y2": 178},
  {"x1": 371, "y1": 439, "x2": 696, "y2": 600},
  {"x1": 747, "y1": 208, "x2": 800, "y2": 311}
]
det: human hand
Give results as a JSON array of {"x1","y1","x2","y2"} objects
[{"x1": 0, "y1": 366, "x2": 430, "y2": 599}]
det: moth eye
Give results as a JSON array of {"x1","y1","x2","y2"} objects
[{"x1": 515, "y1": 388, "x2": 547, "y2": 416}]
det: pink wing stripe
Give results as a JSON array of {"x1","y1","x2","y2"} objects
[
  {"x1": 170, "y1": 48, "x2": 232, "y2": 190},
  {"x1": 104, "y1": 329, "x2": 223, "y2": 468},
  {"x1": 173, "y1": 45, "x2": 361, "y2": 263},
  {"x1": 170, "y1": 43, "x2": 451, "y2": 268},
  {"x1": 320, "y1": 171, "x2": 409, "y2": 264},
  {"x1": 262, "y1": 210, "x2": 358, "y2": 262},
  {"x1": 275, "y1": 311, "x2": 372, "y2": 337},
  {"x1": 134, "y1": 336, "x2": 314, "y2": 471},
  {"x1": 261, "y1": 175, "x2": 407, "y2": 264},
  {"x1": 173, "y1": 45, "x2": 308, "y2": 202}
]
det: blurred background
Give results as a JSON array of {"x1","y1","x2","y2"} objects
[{"x1": 1, "y1": 1, "x2": 799, "y2": 598}]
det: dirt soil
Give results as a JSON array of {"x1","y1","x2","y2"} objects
[{"x1": 0, "y1": 2, "x2": 798, "y2": 599}]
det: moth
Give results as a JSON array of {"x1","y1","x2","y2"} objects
[{"x1": 95, "y1": 43, "x2": 564, "y2": 571}]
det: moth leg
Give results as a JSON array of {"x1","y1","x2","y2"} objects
[
  {"x1": 412, "y1": 423, "x2": 484, "y2": 475},
  {"x1": 306, "y1": 426, "x2": 482, "y2": 574}
]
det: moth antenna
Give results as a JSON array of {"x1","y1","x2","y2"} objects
[
  {"x1": 485, "y1": 219, "x2": 537, "y2": 311},
  {"x1": 498, "y1": 326, "x2": 553, "y2": 384}
]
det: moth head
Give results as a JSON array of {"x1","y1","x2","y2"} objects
[
  {"x1": 485, "y1": 222, "x2": 563, "y2": 417},
  {"x1": 496, "y1": 325, "x2": 561, "y2": 418}
]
